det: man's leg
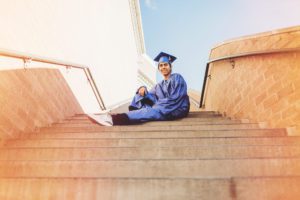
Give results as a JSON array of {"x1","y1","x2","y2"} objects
[
  {"x1": 111, "y1": 107, "x2": 164, "y2": 125},
  {"x1": 126, "y1": 107, "x2": 165, "y2": 123},
  {"x1": 111, "y1": 113, "x2": 131, "y2": 125},
  {"x1": 165, "y1": 105, "x2": 190, "y2": 120}
]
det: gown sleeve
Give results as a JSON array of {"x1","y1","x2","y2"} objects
[{"x1": 129, "y1": 86, "x2": 157, "y2": 110}]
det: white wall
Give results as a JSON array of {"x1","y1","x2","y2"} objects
[
  {"x1": 138, "y1": 54, "x2": 157, "y2": 84},
  {"x1": 0, "y1": 0, "x2": 147, "y2": 113}
]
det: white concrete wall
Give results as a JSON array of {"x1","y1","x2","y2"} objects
[
  {"x1": 0, "y1": 0, "x2": 146, "y2": 113},
  {"x1": 138, "y1": 54, "x2": 157, "y2": 84},
  {"x1": 128, "y1": 0, "x2": 157, "y2": 89}
]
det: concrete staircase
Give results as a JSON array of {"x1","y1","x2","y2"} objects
[{"x1": 1, "y1": 111, "x2": 300, "y2": 199}]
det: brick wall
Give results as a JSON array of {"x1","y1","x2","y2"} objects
[
  {"x1": 0, "y1": 68, "x2": 83, "y2": 138},
  {"x1": 204, "y1": 26, "x2": 300, "y2": 135}
]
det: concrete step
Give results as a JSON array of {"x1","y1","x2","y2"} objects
[
  {"x1": 0, "y1": 158, "x2": 300, "y2": 178},
  {"x1": 40, "y1": 123, "x2": 260, "y2": 133},
  {"x1": 0, "y1": 177, "x2": 300, "y2": 200},
  {"x1": 73, "y1": 111, "x2": 220, "y2": 117},
  {"x1": 70, "y1": 113, "x2": 222, "y2": 121},
  {"x1": 53, "y1": 119, "x2": 243, "y2": 127},
  {"x1": 62, "y1": 116, "x2": 231, "y2": 124},
  {"x1": 26, "y1": 129, "x2": 286, "y2": 139},
  {"x1": 0, "y1": 145, "x2": 300, "y2": 160},
  {"x1": 3, "y1": 136, "x2": 300, "y2": 148},
  {"x1": 186, "y1": 113, "x2": 222, "y2": 118},
  {"x1": 188, "y1": 111, "x2": 218, "y2": 114},
  {"x1": 138, "y1": 119, "x2": 242, "y2": 126},
  {"x1": 76, "y1": 111, "x2": 219, "y2": 117}
]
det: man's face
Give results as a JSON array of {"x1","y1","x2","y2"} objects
[{"x1": 158, "y1": 62, "x2": 171, "y2": 76}]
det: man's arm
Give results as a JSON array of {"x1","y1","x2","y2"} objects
[{"x1": 129, "y1": 86, "x2": 157, "y2": 110}]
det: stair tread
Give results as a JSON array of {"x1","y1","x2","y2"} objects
[
  {"x1": 25, "y1": 129, "x2": 286, "y2": 139},
  {"x1": 1, "y1": 177, "x2": 299, "y2": 200},
  {"x1": 3, "y1": 136, "x2": 299, "y2": 147},
  {"x1": 0, "y1": 145, "x2": 299, "y2": 160},
  {"x1": 65, "y1": 116, "x2": 228, "y2": 122},
  {"x1": 53, "y1": 120, "x2": 243, "y2": 127},
  {"x1": 1, "y1": 158, "x2": 300, "y2": 178},
  {"x1": 40, "y1": 123, "x2": 261, "y2": 133}
]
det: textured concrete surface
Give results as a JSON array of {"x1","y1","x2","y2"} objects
[
  {"x1": 3, "y1": 136, "x2": 300, "y2": 148},
  {"x1": 0, "y1": 111, "x2": 299, "y2": 199}
]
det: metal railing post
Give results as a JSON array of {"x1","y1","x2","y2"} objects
[{"x1": 84, "y1": 68, "x2": 106, "y2": 110}]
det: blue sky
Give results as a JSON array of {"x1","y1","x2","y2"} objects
[{"x1": 140, "y1": 0, "x2": 300, "y2": 91}]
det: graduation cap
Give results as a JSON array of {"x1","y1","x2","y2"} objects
[{"x1": 154, "y1": 52, "x2": 177, "y2": 63}]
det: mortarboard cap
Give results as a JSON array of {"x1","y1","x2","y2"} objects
[{"x1": 154, "y1": 52, "x2": 177, "y2": 63}]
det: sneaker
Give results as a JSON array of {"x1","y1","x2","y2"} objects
[{"x1": 87, "y1": 113, "x2": 113, "y2": 126}]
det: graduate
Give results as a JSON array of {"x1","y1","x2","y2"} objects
[{"x1": 92, "y1": 52, "x2": 190, "y2": 126}]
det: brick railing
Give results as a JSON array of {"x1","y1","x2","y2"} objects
[
  {"x1": 201, "y1": 26, "x2": 300, "y2": 135},
  {"x1": 0, "y1": 48, "x2": 106, "y2": 138},
  {"x1": 0, "y1": 68, "x2": 83, "y2": 138}
]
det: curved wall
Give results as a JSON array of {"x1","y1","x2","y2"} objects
[
  {"x1": 0, "y1": 68, "x2": 83, "y2": 139},
  {"x1": 204, "y1": 26, "x2": 300, "y2": 135}
]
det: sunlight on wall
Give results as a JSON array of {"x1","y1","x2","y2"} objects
[{"x1": 0, "y1": 0, "x2": 145, "y2": 113}]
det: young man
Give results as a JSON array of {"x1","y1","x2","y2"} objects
[{"x1": 92, "y1": 52, "x2": 190, "y2": 126}]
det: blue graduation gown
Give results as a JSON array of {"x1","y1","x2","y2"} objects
[
  {"x1": 127, "y1": 73, "x2": 190, "y2": 122},
  {"x1": 128, "y1": 86, "x2": 156, "y2": 110}
]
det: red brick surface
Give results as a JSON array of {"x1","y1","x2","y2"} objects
[
  {"x1": 204, "y1": 26, "x2": 300, "y2": 134},
  {"x1": 0, "y1": 68, "x2": 83, "y2": 138}
]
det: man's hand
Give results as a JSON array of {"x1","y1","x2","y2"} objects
[{"x1": 138, "y1": 87, "x2": 146, "y2": 97}]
